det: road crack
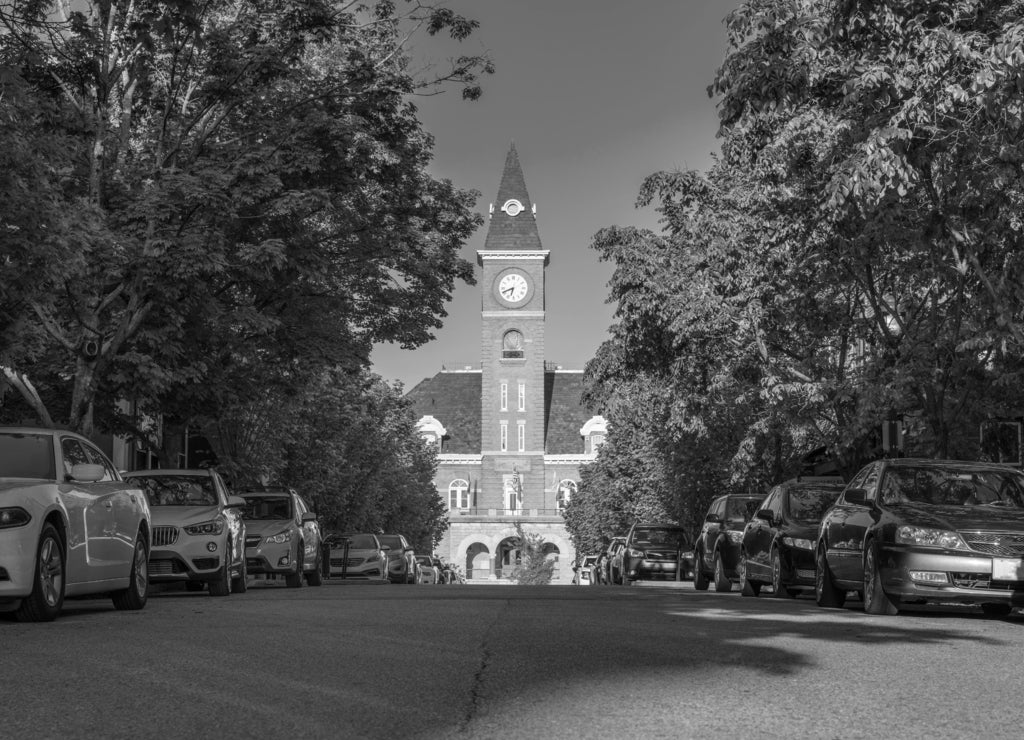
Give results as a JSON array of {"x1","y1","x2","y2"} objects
[{"x1": 458, "y1": 598, "x2": 508, "y2": 734}]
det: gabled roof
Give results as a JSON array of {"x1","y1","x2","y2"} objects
[{"x1": 482, "y1": 143, "x2": 544, "y2": 252}]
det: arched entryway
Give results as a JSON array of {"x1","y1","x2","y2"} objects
[
  {"x1": 542, "y1": 543, "x2": 561, "y2": 580},
  {"x1": 496, "y1": 536, "x2": 521, "y2": 579},
  {"x1": 465, "y1": 543, "x2": 490, "y2": 580}
]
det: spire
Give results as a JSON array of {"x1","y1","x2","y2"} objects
[{"x1": 482, "y1": 143, "x2": 543, "y2": 251}]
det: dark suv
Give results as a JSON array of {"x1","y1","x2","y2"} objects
[
  {"x1": 620, "y1": 522, "x2": 693, "y2": 584},
  {"x1": 693, "y1": 494, "x2": 765, "y2": 592}
]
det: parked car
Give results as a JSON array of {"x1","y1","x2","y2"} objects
[
  {"x1": 416, "y1": 555, "x2": 442, "y2": 584},
  {"x1": 124, "y1": 469, "x2": 247, "y2": 596},
  {"x1": 604, "y1": 537, "x2": 627, "y2": 585},
  {"x1": 693, "y1": 493, "x2": 766, "y2": 592},
  {"x1": 816, "y1": 458, "x2": 1024, "y2": 616},
  {"x1": 0, "y1": 427, "x2": 151, "y2": 621},
  {"x1": 239, "y1": 488, "x2": 323, "y2": 588},
  {"x1": 620, "y1": 523, "x2": 693, "y2": 584},
  {"x1": 324, "y1": 532, "x2": 388, "y2": 580},
  {"x1": 378, "y1": 533, "x2": 417, "y2": 584},
  {"x1": 739, "y1": 477, "x2": 845, "y2": 598}
]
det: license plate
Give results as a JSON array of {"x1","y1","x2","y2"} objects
[{"x1": 992, "y1": 558, "x2": 1024, "y2": 581}]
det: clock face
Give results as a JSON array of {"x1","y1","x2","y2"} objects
[{"x1": 498, "y1": 273, "x2": 529, "y2": 303}]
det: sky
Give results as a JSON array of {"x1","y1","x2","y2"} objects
[{"x1": 370, "y1": 1, "x2": 740, "y2": 391}]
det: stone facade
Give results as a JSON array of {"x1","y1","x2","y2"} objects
[{"x1": 405, "y1": 145, "x2": 603, "y2": 583}]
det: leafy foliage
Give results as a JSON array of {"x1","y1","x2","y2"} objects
[{"x1": 507, "y1": 521, "x2": 555, "y2": 586}]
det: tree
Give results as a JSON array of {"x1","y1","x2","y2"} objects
[
  {"x1": 507, "y1": 522, "x2": 555, "y2": 586},
  {"x1": 0, "y1": 0, "x2": 491, "y2": 439}
]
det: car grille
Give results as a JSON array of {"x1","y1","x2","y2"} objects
[
  {"x1": 795, "y1": 568, "x2": 815, "y2": 580},
  {"x1": 153, "y1": 526, "x2": 179, "y2": 547},
  {"x1": 641, "y1": 551, "x2": 676, "y2": 561},
  {"x1": 331, "y1": 557, "x2": 365, "y2": 567},
  {"x1": 149, "y1": 559, "x2": 187, "y2": 576},
  {"x1": 962, "y1": 532, "x2": 1024, "y2": 557},
  {"x1": 245, "y1": 535, "x2": 262, "y2": 548},
  {"x1": 950, "y1": 572, "x2": 1024, "y2": 590}
]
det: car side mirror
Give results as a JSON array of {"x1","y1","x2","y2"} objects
[
  {"x1": 705, "y1": 513, "x2": 721, "y2": 524},
  {"x1": 844, "y1": 488, "x2": 868, "y2": 506},
  {"x1": 755, "y1": 510, "x2": 773, "y2": 523},
  {"x1": 404, "y1": 547, "x2": 414, "y2": 554},
  {"x1": 226, "y1": 495, "x2": 247, "y2": 509},
  {"x1": 301, "y1": 512, "x2": 317, "y2": 523},
  {"x1": 69, "y1": 463, "x2": 105, "y2": 482}
]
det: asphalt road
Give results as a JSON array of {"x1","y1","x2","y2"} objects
[{"x1": 3, "y1": 579, "x2": 1023, "y2": 740}]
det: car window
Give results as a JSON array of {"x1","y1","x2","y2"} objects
[
  {"x1": 862, "y1": 465, "x2": 880, "y2": 501},
  {"x1": 712, "y1": 499, "x2": 725, "y2": 518},
  {"x1": 786, "y1": 487, "x2": 843, "y2": 523},
  {"x1": 378, "y1": 535, "x2": 402, "y2": 549},
  {"x1": 879, "y1": 465, "x2": 1024, "y2": 508},
  {"x1": 134, "y1": 475, "x2": 218, "y2": 506},
  {"x1": 0, "y1": 432, "x2": 56, "y2": 479},
  {"x1": 81, "y1": 443, "x2": 117, "y2": 481},
  {"x1": 241, "y1": 495, "x2": 293, "y2": 519},
  {"x1": 60, "y1": 438, "x2": 91, "y2": 478},
  {"x1": 759, "y1": 491, "x2": 779, "y2": 516},
  {"x1": 726, "y1": 497, "x2": 763, "y2": 522},
  {"x1": 630, "y1": 527, "x2": 689, "y2": 549}
]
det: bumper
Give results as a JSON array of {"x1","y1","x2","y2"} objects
[
  {"x1": 625, "y1": 556, "x2": 695, "y2": 581},
  {"x1": 245, "y1": 543, "x2": 299, "y2": 575},
  {"x1": 781, "y1": 546, "x2": 817, "y2": 587},
  {"x1": 880, "y1": 545, "x2": 1024, "y2": 605},
  {"x1": 329, "y1": 558, "x2": 385, "y2": 579},
  {"x1": 149, "y1": 538, "x2": 227, "y2": 582},
  {"x1": 0, "y1": 522, "x2": 40, "y2": 599}
]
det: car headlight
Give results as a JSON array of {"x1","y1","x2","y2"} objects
[
  {"x1": 366, "y1": 553, "x2": 379, "y2": 562},
  {"x1": 727, "y1": 531, "x2": 744, "y2": 543},
  {"x1": 265, "y1": 530, "x2": 293, "y2": 545},
  {"x1": 184, "y1": 518, "x2": 225, "y2": 536},
  {"x1": 0, "y1": 507, "x2": 31, "y2": 528},
  {"x1": 782, "y1": 537, "x2": 814, "y2": 550},
  {"x1": 895, "y1": 526, "x2": 969, "y2": 550},
  {"x1": 627, "y1": 548, "x2": 644, "y2": 557}
]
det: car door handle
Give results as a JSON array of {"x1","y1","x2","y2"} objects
[
  {"x1": 129, "y1": 494, "x2": 137, "y2": 504},
  {"x1": 104, "y1": 501, "x2": 113, "y2": 509}
]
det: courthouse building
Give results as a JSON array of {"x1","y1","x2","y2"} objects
[{"x1": 405, "y1": 145, "x2": 605, "y2": 582}]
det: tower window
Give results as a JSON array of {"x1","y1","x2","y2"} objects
[
  {"x1": 517, "y1": 422, "x2": 525, "y2": 452},
  {"x1": 449, "y1": 479, "x2": 471, "y2": 510},
  {"x1": 500, "y1": 421, "x2": 508, "y2": 452},
  {"x1": 502, "y1": 330, "x2": 524, "y2": 359},
  {"x1": 556, "y1": 480, "x2": 577, "y2": 512},
  {"x1": 518, "y1": 382, "x2": 525, "y2": 411},
  {"x1": 500, "y1": 383, "x2": 508, "y2": 411}
]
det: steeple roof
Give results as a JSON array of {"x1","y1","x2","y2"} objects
[{"x1": 482, "y1": 143, "x2": 543, "y2": 251}]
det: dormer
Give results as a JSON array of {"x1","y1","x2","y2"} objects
[
  {"x1": 580, "y1": 415, "x2": 607, "y2": 455},
  {"x1": 417, "y1": 415, "x2": 447, "y2": 447}
]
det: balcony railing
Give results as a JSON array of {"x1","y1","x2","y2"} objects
[{"x1": 449, "y1": 507, "x2": 565, "y2": 518}]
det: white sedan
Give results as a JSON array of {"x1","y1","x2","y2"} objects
[{"x1": 0, "y1": 427, "x2": 151, "y2": 621}]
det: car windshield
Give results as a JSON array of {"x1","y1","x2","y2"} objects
[
  {"x1": 378, "y1": 536, "x2": 402, "y2": 549},
  {"x1": 631, "y1": 527, "x2": 689, "y2": 549},
  {"x1": 787, "y1": 487, "x2": 843, "y2": 523},
  {"x1": 416, "y1": 556, "x2": 432, "y2": 566},
  {"x1": 241, "y1": 495, "x2": 293, "y2": 519},
  {"x1": 726, "y1": 498, "x2": 763, "y2": 522},
  {"x1": 331, "y1": 534, "x2": 376, "y2": 549},
  {"x1": 879, "y1": 465, "x2": 1024, "y2": 508},
  {"x1": 133, "y1": 475, "x2": 217, "y2": 506},
  {"x1": 0, "y1": 433, "x2": 55, "y2": 479}
]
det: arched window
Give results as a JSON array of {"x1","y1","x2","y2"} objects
[
  {"x1": 556, "y1": 480, "x2": 577, "y2": 511},
  {"x1": 502, "y1": 330, "x2": 524, "y2": 359},
  {"x1": 449, "y1": 479, "x2": 471, "y2": 510}
]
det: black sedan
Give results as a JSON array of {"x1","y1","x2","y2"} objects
[
  {"x1": 816, "y1": 458, "x2": 1024, "y2": 616},
  {"x1": 739, "y1": 477, "x2": 845, "y2": 598}
]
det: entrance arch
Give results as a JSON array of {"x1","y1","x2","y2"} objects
[
  {"x1": 496, "y1": 536, "x2": 520, "y2": 579},
  {"x1": 542, "y1": 543, "x2": 561, "y2": 580},
  {"x1": 465, "y1": 543, "x2": 490, "y2": 580}
]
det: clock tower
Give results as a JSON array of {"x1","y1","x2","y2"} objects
[{"x1": 478, "y1": 144, "x2": 550, "y2": 514}]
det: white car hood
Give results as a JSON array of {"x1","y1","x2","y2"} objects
[{"x1": 151, "y1": 505, "x2": 221, "y2": 527}]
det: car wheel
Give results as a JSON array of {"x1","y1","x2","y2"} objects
[
  {"x1": 713, "y1": 552, "x2": 732, "y2": 592},
  {"x1": 112, "y1": 531, "x2": 149, "y2": 611},
  {"x1": 15, "y1": 523, "x2": 65, "y2": 623},
  {"x1": 770, "y1": 548, "x2": 795, "y2": 599},
  {"x1": 739, "y1": 553, "x2": 760, "y2": 597},
  {"x1": 863, "y1": 541, "x2": 898, "y2": 615},
  {"x1": 285, "y1": 542, "x2": 305, "y2": 588},
  {"x1": 815, "y1": 544, "x2": 846, "y2": 608},
  {"x1": 981, "y1": 603, "x2": 1013, "y2": 618},
  {"x1": 209, "y1": 552, "x2": 232, "y2": 597},
  {"x1": 692, "y1": 551, "x2": 709, "y2": 591},
  {"x1": 232, "y1": 553, "x2": 248, "y2": 594},
  {"x1": 306, "y1": 548, "x2": 323, "y2": 587}
]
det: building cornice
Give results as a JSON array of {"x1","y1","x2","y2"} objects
[
  {"x1": 482, "y1": 311, "x2": 545, "y2": 318},
  {"x1": 477, "y1": 251, "x2": 550, "y2": 261},
  {"x1": 437, "y1": 454, "x2": 484, "y2": 465},
  {"x1": 544, "y1": 454, "x2": 597, "y2": 465}
]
